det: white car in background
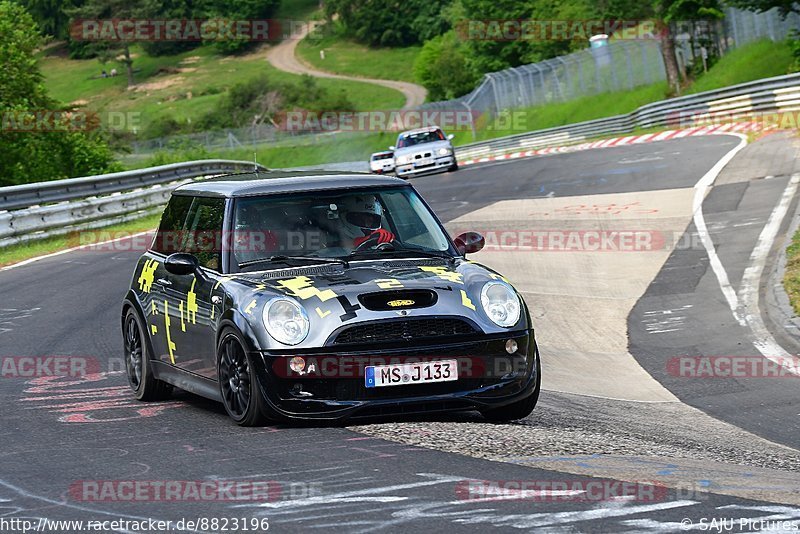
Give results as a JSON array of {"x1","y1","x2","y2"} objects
[
  {"x1": 369, "y1": 150, "x2": 395, "y2": 174},
  {"x1": 391, "y1": 126, "x2": 458, "y2": 178}
]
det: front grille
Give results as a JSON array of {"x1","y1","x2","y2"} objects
[{"x1": 332, "y1": 318, "x2": 478, "y2": 345}]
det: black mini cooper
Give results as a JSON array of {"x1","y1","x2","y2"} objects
[{"x1": 122, "y1": 171, "x2": 540, "y2": 425}]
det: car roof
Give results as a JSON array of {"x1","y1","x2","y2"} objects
[
  {"x1": 173, "y1": 170, "x2": 409, "y2": 198},
  {"x1": 399, "y1": 126, "x2": 443, "y2": 136}
]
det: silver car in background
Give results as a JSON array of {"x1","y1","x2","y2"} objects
[
  {"x1": 392, "y1": 126, "x2": 458, "y2": 178},
  {"x1": 369, "y1": 150, "x2": 395, "y2": 174}
]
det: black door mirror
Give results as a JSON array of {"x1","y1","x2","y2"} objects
[
  {"x1": 454, "y1": 232, "x2": 485, "y2": 255},
  {"x1": 165, "y1": 253, "x2": 200, "y2": 276}
]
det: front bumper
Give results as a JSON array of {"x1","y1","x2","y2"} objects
[
  {"x1": 253, "y1": 331, "x2": 539, "y2": 421},
  {"x1": 395, "y1": 155, "x2": 455, "y2": 177}
]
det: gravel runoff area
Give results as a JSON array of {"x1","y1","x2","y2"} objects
[{"x1": 349, "y1": 390, "x2": 800, "y2": 505}]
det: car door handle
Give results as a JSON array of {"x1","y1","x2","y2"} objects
[{"x1": 156, "y1": 278, "x2": 172, "y2": 286}]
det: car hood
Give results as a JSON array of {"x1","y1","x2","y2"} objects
[
  {"x1": 393, "y1": 140, "x2": 452, "y2": 157},
  {"x1": 218, "y1": 258, "x2": 528, "y2": 350}
]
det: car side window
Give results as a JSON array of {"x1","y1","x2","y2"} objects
[
  {"x1": 181, "y1": 196, "x2": 225, "y2": 272},
  {"x1": 151, "y1": 195, "x2": 193, "y2": 255}
]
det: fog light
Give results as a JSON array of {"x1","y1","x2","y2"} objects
[
  {"x1": 505, "y1": 339, "x2": 518, "y2": 354},
  {"x1": 289, "y1": 356, "x2": 305, "y2": 373}
]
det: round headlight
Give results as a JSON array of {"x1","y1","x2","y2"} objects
[
  {"x1": 480, "y1": 281, "x2": 521, "y2": 328},
  {"x1": 437, "y1": 147, "x2": 451, "y2": 156},
  {"x1": 262, "y1": 297, "x2": 310, "y2": 345}
]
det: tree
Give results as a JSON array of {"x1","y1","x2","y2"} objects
[
  {"x1": 414, "y1": 31, "x2": 479, "y2": 100},
  {"x1": 0, "y1": 1, "x2": 118, "y2": 186},
  {"x1": 16, "y1": 0, "x2": 77, "y2": 38},
  {"x1": 324, "y1": 0, "x2": 453, "y2": 46},
  {"x1": 655, "y1": 0, "x2": 724, "y2": 93},
  {"x1": 66, "y1": 0, "x2": 149, "y2": 87},
  {"x1": 726, "y1": 0, "x2": 798, "y2": 16}
]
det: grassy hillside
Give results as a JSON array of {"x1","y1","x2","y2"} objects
[
  {"x1": 688, "y1": 39, "x2": 794, "y2": 94},
  {"x1": 296, "y1": 33, "x2": 421, "y2": 83},
  {"x1": 40, "y1": 43, "x2": 406, "y2": 133}
]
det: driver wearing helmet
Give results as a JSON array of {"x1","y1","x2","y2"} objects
[{"x1": 336, "y1": 195, "x2": 395, "y2": 249}]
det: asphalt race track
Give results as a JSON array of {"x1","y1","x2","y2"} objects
[{"x1": 1, "y1": 133, "x2": 799, "y2": 533}]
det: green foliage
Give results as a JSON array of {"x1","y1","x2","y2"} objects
[
  {"x1": 726, "y1": 0, "x2": 798, "y2": 17},
  {"x1": 197, "y1": 0, "x2": 280, "y2": 54},
  {"x1": 0, "y1": 1, "x2": 119, "y2": 186},
  {"x1": 414, "y1": 31, "x2": 479, "y2": 100},
  {"x1": 324, "y1": 0, "x2": 452, "y2": 46}
]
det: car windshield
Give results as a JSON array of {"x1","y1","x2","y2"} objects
[
  {"x1": 396, "y1": 129, "x2": 445, "y2": 148},
  {"x1": 231, "y1": 187, "x2": 452, "y2": 271}
]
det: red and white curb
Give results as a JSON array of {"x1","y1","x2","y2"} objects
[{"x1": 459, "y1": 122, "x2": 767, "y2": 167}]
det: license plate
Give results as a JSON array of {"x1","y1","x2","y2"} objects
[
  {"x1": 416, "y1": 158, "x2": 433, "y2": 167},
  {"x1": 365, "y1": 360, "x2": 458, "y2": 388}
]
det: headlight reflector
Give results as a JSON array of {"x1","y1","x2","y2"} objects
[
  {"x1": 437, "y1": 147, "x2": 451, "y2": 156},
  {"x1": 263, "y1": 297, "x2": 309, "y2": 345},
  {"x1": 480, "y1": 281, "x2": 521, "y2": 327}
]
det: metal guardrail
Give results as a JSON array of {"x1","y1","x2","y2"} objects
[
  {"x1": 0, "y1": 159, "x2": 265, "y2": 212},
  {"x1": 454, "y1": 73, "x2": 800, "y2": 161},
  {"x1": 2, "y1": 73, "x2": 800, "y2": 248},
  {"x1": 0, "y1": 160, "x2": 266, "y2": 248}
]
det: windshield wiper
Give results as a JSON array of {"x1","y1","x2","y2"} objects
[
  {"x1": 348, "y1": 247, "x2": 454, "y2": 264},
  {"x1": 239, "y1": 255, "x2": 348, "y2": 269}
]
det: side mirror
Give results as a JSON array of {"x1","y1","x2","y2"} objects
[
  {"x1": 454, "y1": 232, "x2": 485, "y2": 255},
  {"x1": 447, "y1": 133, "x2": 454, "y2": 140},
  {"x1": 165, "y1": 253, "x2": 200, "y2": 276},
  {"x1": 389, "y1": 145, "x2": 396, "y2": 150}
]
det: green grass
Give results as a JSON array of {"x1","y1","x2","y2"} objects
[
  {"x1": 39, "y1": 43, "x2": 405, "y2": 133},
  {"x1": 785, "y1": 226, "x2": 800, "y2": 315},
  {"x1": 446, "y1": 82, "x2": 670, "y2": 146},
  {"x1": 688, "y1": 39, "x2": 794, "y2": 94},
  {"x1": 297, "y1": 32, "x2": 421, "y2": 83},
  {"x1": 0, "y1": 213, "x2": 162, "y2": 267}
]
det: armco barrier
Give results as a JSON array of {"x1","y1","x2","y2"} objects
[{"x1": 0, "y1": 160, "x2": 265, "y2": 212}]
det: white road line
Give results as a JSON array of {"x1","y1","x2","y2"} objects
[
  {"x1": 692, "y1": 134, "x2": 800, "y2": 376},
  {"x1": 692, "y1": 133, "x2": 749, "y2": 325},
  {"x1": 737, "y1": 173, "x2": 800, "y2": 375},
  {"x1": 0, "y1": 230, "x2": 154, "y2": 273}
]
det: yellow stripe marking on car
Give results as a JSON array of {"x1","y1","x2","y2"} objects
[
  {"x1": 164, "y1": 300, "x2": 176, "y2": 364},
  {"x1": 490, "y1": 273, "x2": 510, "y2": 283},
  {"x1": 316, "y1": 307, "x2": 331, "y2": 318},
  {"x1": 244, "y1": 299, "x2": 257, "y2": 315},
  {"x1": 150, "y1": 325, "x2": 158, "y2": 335},
  {"x1": 150, "y1": 301, "x2": 158, "y2": 316},
  {"x1": 460, "y1": 290, "x2": 476, "y2": 311},
  {"x1": 420, "y1": 266, "x2": 463, "y2": 284},
  {"x1": 277, "y1": 276, "x2": 337, "y2": 302},
  {"x1": 376, "y1": 278, "x2": 403, "y2": 289},
  {"x1": 137, "y1": 259, "x2": 158, "y2": 293},
  {"x1": 179, "y1": 301, "x2": 186, "y2": 332},
  {"x1": 187, "y1": 279, "x2": 198, "y2": 324}
]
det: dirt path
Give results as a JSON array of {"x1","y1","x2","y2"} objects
[{"x1": 265, "y1": 27, "x2": 427, "y2": 109}]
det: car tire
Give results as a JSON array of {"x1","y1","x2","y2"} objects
[
  {"x1": 480, "y1": 351, "x2": 541, "y2": 422},
  {"x1": 217, "y1": 328, "x2": 270, "y2": 426},
  {"x1": 123, "y1": 307, "x2": 172, "y2": 401}
]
